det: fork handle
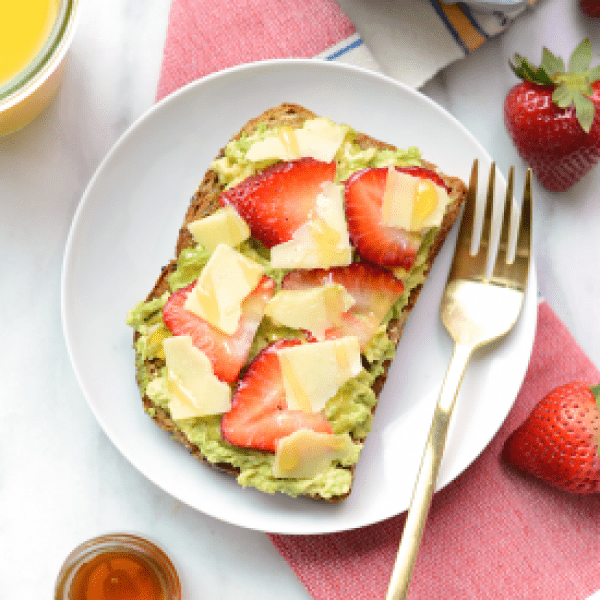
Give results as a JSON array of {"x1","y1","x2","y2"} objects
[{"x1": 386, "y1": 342, "x2": 473, "y2": 600}]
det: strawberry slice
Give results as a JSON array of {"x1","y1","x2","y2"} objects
[
  {"x1": 221, "y1": 339, "x2": 333, "y2": 452},
  {"x1": 162, "y1": 276, "x2": 275, "y2": 383},
  {"x1": 282, "y1": 262, "x2": 404, "y2": 349},
  {"x1": 344, "y1": 166, "x2": 448, "y2": 270},
  {"x1": 219, "y1": 157, "x2": 336, "y2": 248}
]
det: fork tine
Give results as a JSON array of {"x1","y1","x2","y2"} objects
[
  {"x1": 491, "y1": 166, "x2": 515, "y2": 270},
  {"x1": 446, "y1": 159, "x2": 494, "y2": 283},
  {"x1": 479, "y1": 162, "x2": 495, "y2": 264},
  {"x1": 504, "y1": 166, "x2": 516, "y2": 264},
  {"x1": 456, "y1": 159, "x2": 478, "y2": 255},
  {"x1": 490, "y1": 168, "x2": 532, "y2": 288},
  {"x1": 516, "y1": 169, "x2": 532, "y2": 264},
  {"x1": 446, "y1": 160, "x2": 479, "y2": 281}
]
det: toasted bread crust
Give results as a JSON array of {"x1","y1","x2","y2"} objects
[{"x1": 135, "y1": 103, "x2": 467, "y2": 501}]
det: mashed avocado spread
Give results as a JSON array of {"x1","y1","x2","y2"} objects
[{"x1": 126, "y1": 120, "x2": 435, "y2": 499}]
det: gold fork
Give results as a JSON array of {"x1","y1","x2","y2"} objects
[{"x1": 385, "y1": 160, "x2": 532, "y2": 600}]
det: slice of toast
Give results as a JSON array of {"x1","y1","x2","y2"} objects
[{"x1": 127, "y1": 103, "x2": 467, "y2": 502}]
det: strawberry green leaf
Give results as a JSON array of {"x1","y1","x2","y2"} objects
[
  {"x1": 552, "y1": 85, "x2": 574, "y2": 109},
  {"x1": 510, "y1": 55, "x2": 554, "y2": 85},
  {"x1": 573, "y1": 93, "x2": 595, "y2": 133},
  {"x1": 542, "y1": 47, "x2": 565, "y2": 76},
  {"x1": 568, "y1": 39, "x2": 592, "y2": 74},
  {"x1": 588, "y1": 64, "x2": 600, "y2": 83},
  {"x1": 509, "y1": 56, "x2": 532, "y2": 80}
]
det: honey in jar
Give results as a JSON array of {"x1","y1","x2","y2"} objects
[
  {"x1": 68, "y1": 551, "x2": 164, "y2": 600},
  {"x1": 54, "y1": 534, "x2": 181, "y2": 600}
]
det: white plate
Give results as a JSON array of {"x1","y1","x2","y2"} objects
[{"x1": 61, "y1": 59, "x2": 536, "y2": 535}]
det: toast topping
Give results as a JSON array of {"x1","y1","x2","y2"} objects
[
  {"x1": 163, "y1": 336, "x2": 231, "y2": 419},
  {"x1": 277, "y1": 337, "x2": 362, "y2": 413},
  {"x1": 187, "y1": 205, "x2": 250, "y2": 252},
  {"x1": 219, "y1": 157, "x2": 337, "y2": 249},
  {"x1": 282, "y1": 263, "x2": 405, "y2": 349},
  {"x1": 220, "y1": 340, "x2": 334, "y2": 453},
  {"x1": 345, "y1": 166, "x2": 449, "y2": 269},
  {"x1": 245, "y1": 118, "x2": 348, "y2": 163},
  {"x1": 265, "y1": 283, "x2": 355, "y2": 340},
  {"x1": 273, "y1": 430, "x2": 355, "y2": 479},
  {"x1": 269, "y1": 181, "x2": 352, "y2": 269},
  {"x1": 381, "y1": 167, "x2": 451, "y2": 232},
  {"x1": 163, "y1": 275, "x2": 275, "y2": 383},
  {"x1": 184, "y1": 244, "x2": 265, "y2": 335}
]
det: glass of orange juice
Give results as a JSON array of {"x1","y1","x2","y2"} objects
[{"x1": 0, "y1": 0, "x2": 79, "y2": 135}]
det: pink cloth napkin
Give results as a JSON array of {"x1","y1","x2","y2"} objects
[
  {"x1": 156, "y1": 0, "x2": 354, "y2": 101},
  {"x1": 157, "y1": 2, "x2": 600, "y2": 597}
]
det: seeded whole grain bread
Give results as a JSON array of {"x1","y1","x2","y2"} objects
[{"x1": 133, "y1": 103, "x2": 467, "y2": 502}]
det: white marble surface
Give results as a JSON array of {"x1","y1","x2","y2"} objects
[{"x1": 1, "y1": 0, "x2": 599, "y2": 598}]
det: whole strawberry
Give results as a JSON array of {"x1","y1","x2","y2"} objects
[
  {"x1": 504, "y1": 40, "x2": 600, "y2": 191},
  {"x1": 580, "y1": 0, "x2": 600, "y2": 18},
  {"x1": 502, "y1": 382, "x2": 600, "y2": 493}
]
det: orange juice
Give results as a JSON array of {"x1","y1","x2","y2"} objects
[{"x1": 0, "y1": 0, "x2": 60, "y2": 87}]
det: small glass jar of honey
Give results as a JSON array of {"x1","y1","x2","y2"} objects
[
  {"x1": 0, "y1": 0, "x2": 79, "y2": 135},
  {"x1": 54, "y1": 533, "x2": 181, "y2": 600}
]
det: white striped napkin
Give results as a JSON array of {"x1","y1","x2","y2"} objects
[{"x1": 318, "y1": 0, "x2": 536, "y2": 87}]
